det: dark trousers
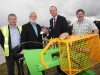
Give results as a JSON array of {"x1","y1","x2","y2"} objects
[{"x1": 5, "y1": 52, "x2": 24, "y2": 75}]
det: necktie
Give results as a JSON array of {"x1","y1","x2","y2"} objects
[{"x1": 54, "y1": 18, "x2": 56, "y2": 28}]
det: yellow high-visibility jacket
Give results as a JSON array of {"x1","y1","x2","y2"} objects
[{"x1": 0, "y1": 25, "x2": 22, "y2": 56}]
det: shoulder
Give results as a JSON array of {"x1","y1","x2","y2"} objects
[
  {"x1": 58, "y1": 15, "x2": 66, "y2": 20},
  {"x1": 0, "y1": 25, "x2": 8, "y2": 30},
  {"x1": 83, "y1": 19, "x2": 93, "y2": 24},
  {"x1": 36, "y1": 23, "x2": 41, "y2": 28},
  {"x1": 50, "y1": 18, "x2": 53, "y2": 22},
  {"x1": 22, "y1": 22, "x2": 30, "y2": 27},
  {"x1": 73, "y1": 21, "x2": 78, "y2": 25},
  {"x1": 36, "y1": 23, "x2": 40, "y2": 26},
  {"x1": 1, "y1": 25, "x2": 8, "y2": 28}
]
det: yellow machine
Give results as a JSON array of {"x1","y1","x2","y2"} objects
[
  {"x1": 40, "y1": 34, "x2": 100, "y2": 75},
  {"x1": 17, "y1": 34, "x2": 100, "y2": 75}
]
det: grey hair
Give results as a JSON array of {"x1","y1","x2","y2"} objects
[
  {"x1": 50, "y1": 6, "x2": 57, "y2": 11},
  {"x1": 8, "y1": 13, "x2": 17, "y2": 19}
]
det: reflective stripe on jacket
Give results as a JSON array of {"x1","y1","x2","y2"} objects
[{"x1": 1, "y1": 25, "x2": 22, "y2": 56}]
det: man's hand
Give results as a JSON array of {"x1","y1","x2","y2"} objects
[
  {"x1": 41, "y1": 26, "x2": 49, "y2": 34},
  {"x1": 59, "y1": 32, "x2": 69, "y2": 40},
  {"x1": 42, "y1": 38, "x2": 49, "y2": 42}
]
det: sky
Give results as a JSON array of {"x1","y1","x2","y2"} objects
[{"x1": 0, "y1": 0, "x2": 100, "y2": 27}]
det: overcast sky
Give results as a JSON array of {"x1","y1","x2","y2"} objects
[{"x1": 0, "y1": 0, "x2": 100, "y2": 27}]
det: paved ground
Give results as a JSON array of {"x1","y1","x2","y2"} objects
[{"x1": 0, "y1": 45, "x2": 5, "y2": 65}]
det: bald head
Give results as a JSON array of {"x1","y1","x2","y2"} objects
[
  {"x1": 29, "y1": 12, "x2": 37, "y2": 24},
  {"x1": 29, "y1": 12, "x2": 37, "y2": 17}
]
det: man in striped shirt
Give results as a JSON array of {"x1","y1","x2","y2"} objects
[
  {"x1": 72, "y1": 9, "x2": 99, "y2": 75},
  {"x1": 72, "y1": 9, "x2": 99, "y2": 34}
]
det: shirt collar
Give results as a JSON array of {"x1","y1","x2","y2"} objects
[
  {"x1": 76, "y1": 18, "x2": 85, "y2": 24},
  {"x1": 30, "y1": 22, "x2": 36, "y2": 26},
  {"x1": 9, "y1": 25, "x2": 17, "y2": 28},
  {"x1": 53, "y1": 15, "x2": 58, "y2": 20}
]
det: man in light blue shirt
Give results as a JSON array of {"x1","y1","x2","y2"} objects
[
  {"x1": 21, "y1": 12, "x2": 43, "y2": 75},
  {"x1": 0, "y1": 14, "x2": 24, "y2": 75}
]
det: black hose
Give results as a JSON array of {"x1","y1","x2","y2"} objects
[{"x1": 13, "y1": 41, "x2": 46, "y2": 59}]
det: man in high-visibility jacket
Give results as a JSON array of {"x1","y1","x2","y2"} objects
[{"x1": 0, "y1": 14, "x2": 24, "y2": 75}]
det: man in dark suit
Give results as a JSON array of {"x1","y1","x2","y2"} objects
[
  {"x1": 43, "y1": 6, "x2": 69, "y2": 41},
  {"x1": 21, "y1": 12, "x2": 43, "y2": 49},
  {"x1": 21, "y1": 12, "x2": 43, "y2": 75},
  {"x1": 94, "y1": 20, "x2": 100, "y2": 35},
  {"x1": 43, "y1": 6, "x2": 69, "y2": 75},
  {"x1": 0, "y1": 14, "x2": 24, "y2": 75}
]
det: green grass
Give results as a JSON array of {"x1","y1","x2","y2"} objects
[
  {"x1": 0, "y1": 63, "x2": 27, "y2": 75},
  {"x1": 0, "y1": 63, "x2": 57, "y2": 75},
  {"x1": 0, "y1": 63, "x2": 7, "y2": 75},
  {"x1": 1, "y1": 63, "x2": 100, "y2": 75}
]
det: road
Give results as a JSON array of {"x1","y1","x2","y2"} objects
[{"x1": 0, "y1": 45, "x2": 5, "y2": 65}]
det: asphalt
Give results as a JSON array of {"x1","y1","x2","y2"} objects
[{"x1": 0, "y1": 45, "x2": 5, "y2": 65}]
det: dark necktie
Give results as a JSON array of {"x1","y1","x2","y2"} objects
[{"x1": 54, "y1": 18, "x2": 56, "y2": 28}]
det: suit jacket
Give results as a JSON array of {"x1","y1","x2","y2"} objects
[
  {"x1": 47, "y1": 15, "x2": 69, "y2": 39},
  {"x1": 21, "y1": 22, "x2": 43, "y2": 49},
  {"x1": 0, "y1": 25, "x2": 21, "y2": 57}
]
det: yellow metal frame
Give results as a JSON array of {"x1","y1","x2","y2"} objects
[
  {"x1": 40, "y1": 34, "x2": 100, "y2": 75},
  {"x1": 40, "y1": 38, "x2": 60, "y2": 69}
]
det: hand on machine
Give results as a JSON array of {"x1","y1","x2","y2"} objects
[
  {"x1": 43, "y1": 32, "x2": 69, "y2": 42},
  {"x1": 59, "y1": 32, "x2": 69, "y2": 40}
]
